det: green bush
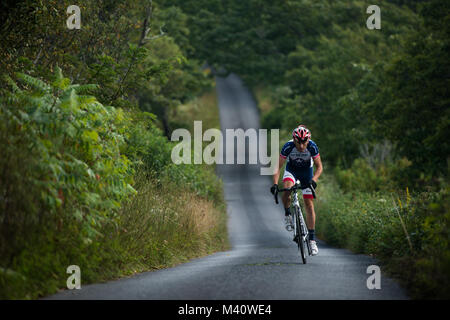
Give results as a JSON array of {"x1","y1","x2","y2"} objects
[
  {"x1": 335, "y1": 157, "x2": 414, "y2": 192},
  {"x1": 315, "y1": 174, "x2": 450, "y2": 299},
  {"x1": 0, "y1": 69, "x2": 136, "y2": 250},
  {"x1": 335, "y1": 158, "x2": 384, "y2": 192},
  {"x1": 121, "y1": 111, "x2": 223, "y2": 203},
  {"x1": 0, "y1": 69, "x2": 138, "y2": 298},
  {"x1": 0, "y1": 70, "x2": 227, "y2": 299}
]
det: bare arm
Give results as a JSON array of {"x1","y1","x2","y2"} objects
[
  {"x1": 312, "y1": 156, "x2": 323, "y2": 182},
  {"x1": 273, "y1": 155, "x2": 286, "y2": 185}
]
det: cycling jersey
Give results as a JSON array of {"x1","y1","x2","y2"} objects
[{"x1": 280, "y1": 139, "x2": 320, "y2": 186}]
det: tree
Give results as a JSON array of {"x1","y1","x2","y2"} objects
[{"x1": 367, "y1": 0, "x2": 450, "y2": 179}]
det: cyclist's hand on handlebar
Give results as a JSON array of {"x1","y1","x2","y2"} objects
[
  {"x1": 310, "y1": 180, "x2": 317, "y2": 189},
  {"x1": 270, "y1": 184, "x2": 278, "y2": 195}
]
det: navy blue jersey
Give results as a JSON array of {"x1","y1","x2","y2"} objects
[{"x1": 280, "y1": 139, "x2": 320, "y2": 182}]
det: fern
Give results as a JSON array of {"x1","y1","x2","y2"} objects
[
  {"x1": 68, "y1": 84, "x2": 99, "y2": 94},
  {"x1": 2, "y1": 74, "x2": 21, "y2": 93},
  {"x1": 1, "y1": 69, "x2": 136, "y2": 243},
  {"x1": 52, "y1": 66, "x2": 70, "y2": 90},
  {"x1": 16, "y1": 72, "x2": 51, "y2": 95}
]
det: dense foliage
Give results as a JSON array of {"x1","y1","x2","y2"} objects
[
  {"x1": 1, "y1": 69, "x2": 135, "y2": 252},
  {"x1": 162, "y1": 0, "x2": 449, "y2": 187},
  {"x1": 0, "y1": 0, "x2": 211, "y2": 136},
  {"x1": 0, "y1": 0, "x2": 226, "y2": 298},
  {"x1": 0, "y1": 69, "x2": 225, "y2": 298}
]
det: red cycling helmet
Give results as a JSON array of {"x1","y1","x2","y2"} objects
[{"x1": 292, "y1": 125, "x2": 311, "y2": 143}]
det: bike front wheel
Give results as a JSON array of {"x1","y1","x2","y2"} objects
[
  {"x1": 295, "y1": 207, "x2": 307, "y2": 264},
  {"x1": 306, "y1": 233, "x2": 312, "y2": 256}
]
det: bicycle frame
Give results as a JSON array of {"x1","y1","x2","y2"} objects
[
  {"x1": 290, "y1": 182, "x2": 311, "y2": 262},
  {"x1": 274, "y1": 180, "x2": 315, "y2": 263},
  {"x1": 291, "y1": 189, "x2": 308, "y2": 243}
]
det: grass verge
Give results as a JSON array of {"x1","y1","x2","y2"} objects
[{"x1": 315, "y1": 174, "x2": 450, "y2": 299}]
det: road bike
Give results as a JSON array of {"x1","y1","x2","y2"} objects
[{"x1": 273, "y1": 181, "x2": 316, "y2": 264}]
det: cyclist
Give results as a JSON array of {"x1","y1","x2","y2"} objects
[{"x1": 270, "y1": 125, "x2": 323, "y2": 255}]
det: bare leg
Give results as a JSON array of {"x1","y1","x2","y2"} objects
[
  {"x1": 303, "y1": 198, "x2": 316, "y2": 230},
  {"x1": 282, "y1": 180, "x2": 294, "y2": 210}
]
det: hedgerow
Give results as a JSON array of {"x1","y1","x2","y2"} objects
[{"x1": 0, "y1": 70, "x2": 225, "y2": 299}]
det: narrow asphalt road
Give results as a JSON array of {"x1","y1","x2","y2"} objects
[{"x1": 45, "y1": 73, "x2": 408, "y2": 300}]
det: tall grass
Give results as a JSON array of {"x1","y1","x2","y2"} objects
[
  {"x1": 0, "y1": 170, "x2": 229, "y2": 299},
  {"x1": 171, "y1": 87, "x2": 221, "y2": 131},
  {"x1": 315, "y1": 174, "x2": 450, "y2": 299},
  {"x1": 116, "y1": 170, "x2": 229, "y2": 272}
]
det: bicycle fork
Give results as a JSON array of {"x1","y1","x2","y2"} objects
[{"x1": 292, "y1": 194, "x2": 307, "y2": 238}]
